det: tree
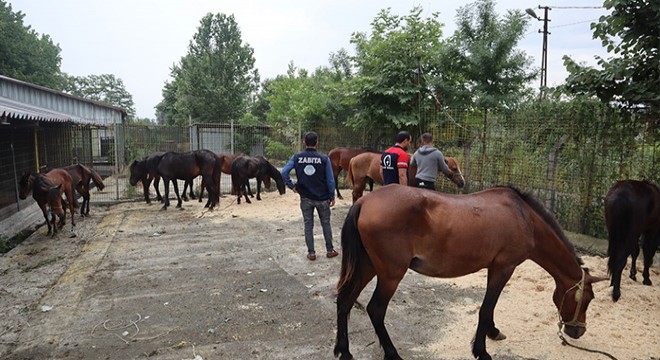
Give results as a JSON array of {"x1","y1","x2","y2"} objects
[
  {"x1": 61, "y1": 73, "x2": 136, "y2": 119},
  {"x1": 437, "y1": 0, "x2": 535, "y2": 111},
  {"x1": 349, "y1": 6, "x2": 445, "y2": 131},
  {"x1": 0, "y1": 0, "x2": 62, "y2": 88},
  {"x1": 159, "y1": 13, "x2": 260, "y2": 124},
  {"x1": 563, "y1": 0, "x2": 660, "y2": 115}
]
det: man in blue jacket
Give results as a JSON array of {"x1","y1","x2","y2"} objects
[{"x1": 281, "y1": 131, "x2": 338, "y2": 261}]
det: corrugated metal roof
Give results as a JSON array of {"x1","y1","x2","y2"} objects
[
  {"x1": 0, "y1": 95, "x2": 81, "y2": 123},
  {"x1": 0, "y1": 75, "x2": 127, "y2": 126}
]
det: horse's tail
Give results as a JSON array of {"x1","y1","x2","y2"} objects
[
  {"x1": 605, "y1": 193, "x2": 630, "y2": 277},
  {"x1": 337, "y1": 203, "x2": 368, "y2": 296},
  {"x1": 346, "y1": 160, "x2": 355, "y2": 186}
]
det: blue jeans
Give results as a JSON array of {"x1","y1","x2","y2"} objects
[{"x1": 300, "y1": 196, "x2": 334, "y2": 254}]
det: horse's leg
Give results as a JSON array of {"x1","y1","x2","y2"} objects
[
  {"x1": 154, "y1": 175, "x2": 163, "y2": 202},
  {"x1": 640, "y1": 232, "x2": 658, "y2": 286},
  {"x1": 629, "y1": 239, "x2": 640, "y2": 281},
  {"x1": 188, "y1": 178, "x2": 196, "y2": 200},
  {"x1": 67, "y1": 189, "x2": 76, "y2": 228},
  {"x1": 368, "y1": 178, "x2": 374, "y2": 192},
  {"x1": 143, "y1": 175, "x2": 153, "y2": 204},
  {"x1": 243, "y1": 183, "x2": 251, "y2": 204},
  {"x1": 472, "y1": 267, "x2": 514, "y2": 360},
  {"x1": 334, "y1": 262, "x2": 376, "y2": 360},
  {"x1": 76, "y1": 184, "x2": 86, "y2": 217},
  {"x1": 351, "y1": 177, "x2": 368, "y2": 203},
  {"x1": 181, "y1": 180, "x2": 189, "y2": 201},
  {"x1": 199, "y1": 177, "x2": 206, "y2": 203},
  {"x1": 38, "y1": 202, "x2": 53, "y2": 236},
  {"x1": 256, "y1": 179, "x2": 262, "y2": 201},
  {"x1": 161, "y1": 178, "x2": 170, "y2": 210},
  {"x1": 334, "y1": 168, "x2": 343, "y2": 200},
  {"x1": 367, "y1": 276, "x2": 406, "y2": 360},
  {"x1": 611, "y1": 234, "x2": 637, "y2": 301},
  {"x1": 173, "y1": 180, "x2": 183, "y2": 208}
]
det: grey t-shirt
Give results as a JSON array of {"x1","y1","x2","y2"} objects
[{"x1": 410, "y1": 145, "x2": 450, "y2": 182}]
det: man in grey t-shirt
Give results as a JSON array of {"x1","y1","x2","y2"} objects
[{"x1": 410, "y1": 133, "x2": 452, "y2": 190}]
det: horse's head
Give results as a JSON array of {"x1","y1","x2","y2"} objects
[
  {"x1": 553, "y1": 268, "x2": 607, "y2": 339},
  {"x1": 129, "y1": 160, "x2": 145, "y2": 186},
  {"x1": 18, "y1": 173, "x2": 36, "y2": 199},
  {"x1": 444, "y1": 157, "x2": 465, "y2": 189},
  {"x1": 269, "y1": 164, "x2": 286, "y2": 195}
]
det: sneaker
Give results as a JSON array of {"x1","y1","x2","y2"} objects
[
  {"x1": 326, "y1": 250, "x2": 339, "y2": 258},
  {"x1": 307, "y1": 253, "x2": 317, "y2": 261}
]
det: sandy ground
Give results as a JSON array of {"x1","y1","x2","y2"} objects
[{"x1": 0, "y1": 187, "x2": 658, "y2": 360}]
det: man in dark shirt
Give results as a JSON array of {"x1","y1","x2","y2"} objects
[
  {"x1": 381, "y1": 131, "x2": 412, "y2": 185},
  {"x1": 281, "y1": 131, "x2": 338, "y2": 261}
]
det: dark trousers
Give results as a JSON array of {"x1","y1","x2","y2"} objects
[{"x1": 414, "y1": 178, "x2": 435, "y2": 190}]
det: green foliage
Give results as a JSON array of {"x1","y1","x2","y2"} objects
[
  {"x1": 61, "y1": 73, "x2": 136, "y2": 118},
  {"x1": 437, "y1": 0, "x2": 535, "y2": 110},
  {"x1": 156, "y1": 13, "x2": 260, "y2": 125},
  {"x1": 264, "y1": 61, "x2": 354, "y2": 147},
  {"x1": 563, "y1": 0, "x2": 660, "y2": 115},
  {"x1": 0, "y1": 0, "x2": 62, "y2": 88},
  {"x1": 264, "y1": 136, "x2": 291, "y2": 161},
  {"x1": 349, "y1": 6, "x2": 444, "y2": 130}
]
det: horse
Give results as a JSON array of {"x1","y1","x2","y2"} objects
[
  {"x1": 19, "y1": 169, "x2": 77, "y2": 236},
  {"x1": 198, "y1": 152, "x2": 254, "y2": 201},
  {"x1": 129, "y1": 151, "x2": 165, "y2": 204},
  {"x1": 61, "y1": 164, "x2": 105, "y2": 217},
  {"x1": 605, "y1": 179, "x2": 660, "y2": 301},
  {"x1": 230, "y1": 155, "x2": 285, "y2": 204},
  {"x1": 328, "y1": 147, "x2": 378, "y2": 200},
  {"x1": 156, "y1": 150, "x2": 221, "y2": 210},
  {"x1": 334, "y1": 185, "x2": 607, "y2": 360},
  {"x1": 346, "y1": 152, "x2": 465, "y2": 203}
]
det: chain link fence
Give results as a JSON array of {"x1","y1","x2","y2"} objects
[{"x1": 2, "y1": 110, "x2": 657, "y2": 240}]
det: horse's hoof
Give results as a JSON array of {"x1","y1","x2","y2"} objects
[
  {"x1": 643, "y1": 279, "x2": 652, "y2": 286},
  {"x1": 488, "y1": 332, "x2": 506, "y2": 341},
  {"x1": 630, "y1": 274, "x2": 637, "y2": 281}
]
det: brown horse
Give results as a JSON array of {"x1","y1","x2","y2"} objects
[
  {"x1": 19, "y1": 169, "x2": 77, "y2": 236},
  {"x1": 61, "y1": 164, "x2": 105, "y2": 217},
  {"x1": 230, "y1": 155, "x2": 285, "y2": 204},
  {"x1": 334, "y1": 185, "x2": 607, "y2": 360},
  {"x1": 605, "y1": 179, "x2": 660, "y2": 301},
  {"x1": 346, "y1": 152, "x2": 465, "y2": 202},
  {"x1": 328, "y1": 147, "x2": 379, "y2": 200}
]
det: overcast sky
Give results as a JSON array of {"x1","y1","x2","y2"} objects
[{"x1": 11, "y1": 0, "x2": 610, "y2": 119}]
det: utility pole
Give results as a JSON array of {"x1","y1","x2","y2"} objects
[{"x1": 526, "y1": 6, "x2": 551, "y2": 99}]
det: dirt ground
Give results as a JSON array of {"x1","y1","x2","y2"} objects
[{"x1": 0, "y1": 188, "x2": 658, "y2": 360}]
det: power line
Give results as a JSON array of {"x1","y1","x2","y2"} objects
[{"x1": 548, "y1": 6, "x2": 604, "y2": 9}]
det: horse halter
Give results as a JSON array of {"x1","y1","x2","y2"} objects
[{"x1": 557, "y1": 267, "x2": 587, "y2": 329}]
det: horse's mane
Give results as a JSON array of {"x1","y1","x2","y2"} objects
[{"x1": 504, "y1": 186, "x2": 584, "y2": 266}]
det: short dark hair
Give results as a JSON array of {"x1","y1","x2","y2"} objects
[
  {"x1": 395, "y1": 131, "x2": 411, "y2": 144},
  {"x1": 421, "y1": 133, "x2": 433, "y2": 143},
  {"x1": 304, "y1": 131, "x2": 318, "y2": 146}
]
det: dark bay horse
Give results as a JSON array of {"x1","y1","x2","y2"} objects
[
  {"x1": 328, "y1": 147, "x2": 378, "y2": 200},
  {"x1": 156, "y1": 150, "x2": 220, "y2": 210},
  {"x1": 61, "y1": 164, "x2": 105, "y2": 216},
  {"x1": 19, "y1": 169, "x2": 77, "y2": 236},
  {"x1": 334, "y1": 185, "x2": 606, "y2": 360},
  {"x1": 605, "y1": 179, "x2": 660, "y2": 301},
  {"x1": 130, "y1": 151, "x2": 165, "y2": 204},
  {"x1": 346, "y1": 152, "x2": 465, "y2": 202},
  {"x1": 198, "y1": 152, "x2": 250, "y2": 201},
  {"x1": 230, "y1": 155, "x2": 285, "y2": 204}
]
